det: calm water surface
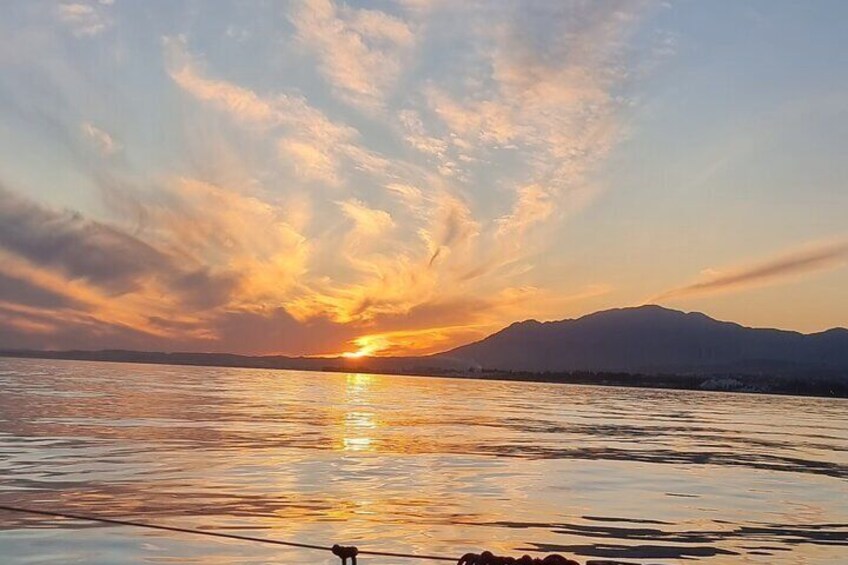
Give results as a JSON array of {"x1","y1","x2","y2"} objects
[{"x1": 0, "y1": 358, "x2": 846, "y2": 564}]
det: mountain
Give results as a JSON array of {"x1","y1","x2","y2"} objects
[
  {"x1": 440, "y1": 305, "x2": 848, "y2": 376},
  {"x1": 3, "y1": 306, "x2": 847, "y2": 397}
]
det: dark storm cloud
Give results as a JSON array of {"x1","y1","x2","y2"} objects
[
  {"x1": 0, "y1": 303, "x2": 158, "y2": 351},
  {"x1": 0, "y1": 185, "x2": 170, "y2": 294},
  {"x1": 0, "y1": 271, "x2": 80, "y2": 309},
  {"x1": 171, "y1": 268, "x2": 240, "y2": 310},
  {"x1": 0, "y1": 186, "x2": 238, "y2": 311}
]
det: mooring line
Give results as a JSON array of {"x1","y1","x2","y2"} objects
[
  {"x1": 0, "y1": 505, "x2": 604, "y2": 564},
  {"x1": 0, "y1": 504, "x2": 457, "y2": 562}
]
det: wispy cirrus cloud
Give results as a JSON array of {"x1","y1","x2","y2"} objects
[
  {"x1": 1, "y1": 2, "x2": 664, "y2": 357},
  {"x1": 338, "y1": 198, "x2": 395, "y2": 238},
  {"x1": 161, "y1": 36, "x2": 528, "y2": 343},
  {"x1": 56, "y1": 2, "x2": 112, "y2": 37},
  {"x1": 655, "y1": 239, "x2": 848, "y2": 301},
  {"x1": 164, "y1": 36, "x2": 389, "y2": 185},
  {"x1": 289, "y1": 0, "x2": 415, "y2": 110},
  {"x1": 157, "y1": 12, "x2": 641, "y2": 349},
  {"x1": 81, "y1": 122, "x2": 121, "y2": 155},
  {"x1": 495, "y1": 183, "x2": 555, "y2": 241},
  {"x1": 404, "y1": 1, "x2": 656, "y2": 252}
]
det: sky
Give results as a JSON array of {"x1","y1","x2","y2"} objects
[{"x1": 0, "y1": 0, "x2": 846, "y2": 357}]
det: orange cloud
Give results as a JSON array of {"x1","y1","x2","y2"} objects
[{"x1": 2, "y1": 3, "x2": 651, "y2": 357}]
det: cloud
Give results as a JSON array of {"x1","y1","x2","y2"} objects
[
  {"x1": 0, "y1": 271, "x2": 80, "y2": 310},
  {"x1": 398, "y1": 109, "x2": 448, "y2": 158},
  {"x1": 0, "y1": 183, "x2": 326, "y2": 352},
  {"x1": 384, "y1": 182, "x2": 424, "y2": 210},
  {"x1": 105, "y1": 177, "x2": 310, "y2": 308},
  {"x1": 81, "y1": 122, "x2": 121, "y2": 155},
  {"x1": 156, "y1": 28, "x2": 629, "y2": 354},
  {"x1": 289, "y1": 0, "x2": 415, "y2": 109},
  {"x1": 201, "y1": 307, "x2": 355, "y2": 356},
  {"x1": 0, "y1": 248, "x2": 186, "y2": 344},
  {"x1": 346, "y1": 325, "x2": 480, "y2": 357},
  {"x1": 495, "y1": 183, "x2": 555, "y2": 240},
  {"x1": 0, "y1": 185, "x2": 171, "y2": 294},
  {"x1": 2, "y1": 5, "x2": 659, "y2": 357},
  {"x1": 655, "y1": 239, "x2": 848, "y2": 301},
  {"x1": 56, "y1": 2, "x2": 111, "y2": 37},
  {"x1": 0, "y1": 185, "x2": 267, "y2": 337},
  {"x1": 345, "y1": 283, "x2": 613, "y2": 356},
  {"x1": 165, "y1": 36, "x2": 389, "y2": 185},
  {"x1": 338, "y1": 198, "x2": 395, "y2": 237},
  {"x1": 166, "y1": 42, "x2": 279, "y2": 126},
  {"x1": 423, "y1": 2, "x2": 652, "y2": 204},
  {"x1": 277, "y1": 139, "x2": 339, "y2": 185},
  {"x1": 421, "y1": 191, "x2": 479, "y2": 264}
]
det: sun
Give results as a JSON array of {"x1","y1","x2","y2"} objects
[
  {"x1": 340, "y1": 336, "x2": 385, "y2": 359},
  {"x1": 341, "y1": 350, "x2": 368, "y2": 359}
]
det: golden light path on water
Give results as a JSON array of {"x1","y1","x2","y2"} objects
[
  {"x1": 341, "y1": 373, "x2": 377, "y2": 453},
  {"x1": 0, "y1": 358, "x2": 846, "y2": 565}
]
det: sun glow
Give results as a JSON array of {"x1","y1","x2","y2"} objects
[
  {"x1": 338, "y1": 325, "x2": 486, "y2": 358},
  {"x1": 341, "y1": 349, "x2": 371, "y2": 359}
]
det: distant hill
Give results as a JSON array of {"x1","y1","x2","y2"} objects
[
  {"x1": 0, "y1": 348, "x2": 467, "y2": 375},
  {"x1": 440, "y1": 305, "x2": 848, "y2": 376},
  {"x1": 2, "y1": 306, "x2": 847, "y2": 397}
]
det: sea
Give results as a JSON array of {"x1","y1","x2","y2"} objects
[{"x1": 0, "y1": 358, "x2": 845, "y2": 564}]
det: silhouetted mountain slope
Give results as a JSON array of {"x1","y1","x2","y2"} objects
[
  {"x1": 3, "y1": 306, "x2": 846, "y2": 397},
  {"x1": 442, "y1": 305, "x2": 848, "y2": 375}
]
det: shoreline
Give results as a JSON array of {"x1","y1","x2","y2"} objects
[{"x1": 1, "y1": 350, "x2": 846, "y2": 399}]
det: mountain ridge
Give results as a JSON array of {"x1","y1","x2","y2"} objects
[
  {"x1": 2, "y1": 306, "x2": 846, "y2": 398},
  {"x1": 440, "y1": 305, "x2": 848, "y2": 375}
]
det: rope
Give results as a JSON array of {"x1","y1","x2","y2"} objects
[
  {"x1": 0, "y1": 504, "x2": 454, "y2": 562},
  {"x1": 0, "y1": 504, "x2": 329, "y2": 552},
  {"x1": 0, "y1": 504, "x2": 585, "y2": 565}
]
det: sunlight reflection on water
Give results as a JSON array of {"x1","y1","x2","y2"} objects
[{"x1": 0, "y1": 358, "x2": 846, "y2": 564}]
